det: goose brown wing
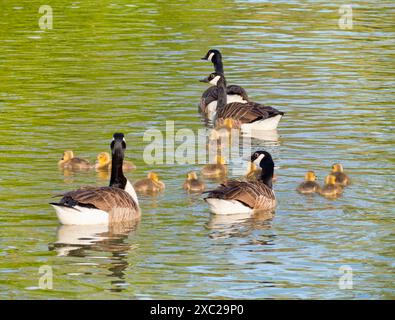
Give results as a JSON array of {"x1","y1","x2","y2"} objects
[
  {"x1": 57, "y1": 186, "x2": 139, "y2": 213},
  {"x1": 206, "y1": 180, "x2": 275, "y2": 209},
  {"x1": 217, "y1": 102, "x2": 283, "y2": 123}
]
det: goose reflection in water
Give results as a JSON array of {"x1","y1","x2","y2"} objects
[
  {"x1": 206, "y1": 211, "x2": 274, "y2": 240},
  {"x1": 49, "y1": 221, "x2": 139, "y2": 292}
]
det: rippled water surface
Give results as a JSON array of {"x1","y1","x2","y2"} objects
[{"x1": 0, "y1": 0, "x2": 394, "y2": 299}]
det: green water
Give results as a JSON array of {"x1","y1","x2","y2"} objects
[{"x1": 0, "y1": 0, "x2": 394, "y2": 299}]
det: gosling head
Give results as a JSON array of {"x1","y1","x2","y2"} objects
[
  {"x1": 97, "y1": 152, "x2": 110, "y2": 165},
  {"x1": 247, "y1": 161, "x2": 258, "y2": 173},
  {"x1": 216, "y1": 155, "x2": 226, "y2": 165},
  {"x1": 332, "y1": 163, "x2": 344, "y2": 173},
  {"x1": 325, "y1": 174, "x2": 337, "y2": 185},
  {"x1": 62, "y1": 150, "x2": 74, "y2": 162},
  {"x1": 148, "y1": 172, "x2": 159, "y2": 182},
  {"x1": 224, "y1": 118, "x2": 234, "y2": 129},
  {"x1": 305, "y1": 171, "x2": 316, "y2": 182},
  {"x1": 186, "y1": 171, "x2": 198, "y2": 180}
]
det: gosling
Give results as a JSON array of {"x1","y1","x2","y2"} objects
[
  {"x1": 134, "y1": 172, "x2": 165, "y2": 194},
  {"x1": 201, "y1": 155, "x2": 227, "y2": 178},
  {"x1": 297, "y1": 171, "x2": 321, "y2": 194},
  {"x1": 331, "y1": 163, "x2": 350, "y2": 186},
  {"x1": 183, "y1": 171, "x2": 205, "y2": 193},
  {"x1": 58, "y1": 151, "x2": 90, "y2": 170},
  {"x1": 95, "y1": 152, "x2": 136, "y2": 171},
  {"x1": 319, "y1": 174, "x2": 343, "y2": 198}
]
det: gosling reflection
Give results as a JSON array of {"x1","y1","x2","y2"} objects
[
  {"x1": 49, "y1": 221, "x2": 139, "y2": 292},
  {"x1": 206, "y1": 211, "x2": 274, "y2": 239}
]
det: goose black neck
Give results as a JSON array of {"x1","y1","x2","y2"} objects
[
  {"x1": 216, "y1": 74, "x2": 228, "y2": 110},
  {"x1": 109, "y1": 142, "x2": 127, "y2": 190},
  {"x1": 259, "y1": 163, "x2": 274, "y2": 189}
]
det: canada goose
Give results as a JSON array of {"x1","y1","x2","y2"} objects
[
  {"x1": 134, "y1": 172, "x2": 165, "y2": 194},
  {"x1": 200, "y1": 49, "x2": 249, "y2": 119},
  {"x1": 50, "y1": 133, "x2": 140, "y2": 225},
  {"x1": 183, "y1": 171, "x2": 205, "y2": 193},
  {"x1": 58, "y1": 150, "x2": 91, "y2": 170},
  {"x1": 296, "y1": 171, "x2": 321, "y2": 194},
  {"x1": 319, "y1": 174, "x2": 343, "y2": 198},
  {"x1": 331, "y1": 163, "x2": 350, "y2": 186},
  {"x1": 205, "y1": 151, "x2": 276, "y2": 215},
  {"x1": 201, "y1": 73, "x2": 284, "y2": 131},
  {"x1": 201, "y1": 155, "x2": 227, "y2": 178},
  {"x1": 95, "y1": 152, "x2": 136, "y2": 171}
]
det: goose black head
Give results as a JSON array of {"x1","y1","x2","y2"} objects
[
  {"x1": 111, "y1": 132, "x2": 126, "y2": 153},
  {"x1": 251, "y1": 151, "x2": 274, "y2": 169},
  {"x1": 201, "y1": 49, "x2": 222, "y2": 62},
  {"x1": 199, "y1": 72, "x2": 223, "y2": 85}
]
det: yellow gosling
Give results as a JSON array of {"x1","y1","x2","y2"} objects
[
  {"x1": 183, "y1": 171, "x2": 205, "y2": 193},
  {"x1": 95, "y1": 152, "x2": 136, "y2": 171},
  {"x1": 201, "y1": 155, "x2": 227, "y2": 178},
  {"x1": 331, "y1": 163, "x2": 350, "y2": 186},
  {"x1": 319, "y1": 174, "x2": 343, "y2": 198},
  {"x1": 58, "y1": 150, "x2": 90, "y2": 170},
  {"x1": 134, "y1": 172, "x2": 165, "y2": 194},
  {"x1": 296, "y1": 171, "x2": 321, "y2": 194}
]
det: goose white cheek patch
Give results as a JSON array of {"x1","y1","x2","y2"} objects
[
  {"x1": 207, "y1": 52, "x2": 215, "y2": 62},
  {"x1": 253, "y1": 154, "x2": 265, "y2": 166}
]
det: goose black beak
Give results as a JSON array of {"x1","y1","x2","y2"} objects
[
  {"x1": 201, "y1": 57, "x2": 208, "y2": 60},
  {"x1": 199, "y1": 76, "x2": 210, "y2": 83}
]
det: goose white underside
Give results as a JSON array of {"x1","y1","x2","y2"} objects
[
  {"x1": 207, "y1": 95, "x2": 248, "y2": 120},
  {"x1": 241, "y1": 114, "x2": 282, "y2": 131},
  {"x1": 205, "y1": 198, "x2": 253, "y2": 215},
  {"x1": 52, "y1": 205, "x2": 109, "y2": 225}
]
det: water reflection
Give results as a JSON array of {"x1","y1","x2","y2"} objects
[
  {"x1": 49, "y1": 221, "x2": 139, "y2": 292},
  {"x1": 206, "y1": 211, "x2": 274, "y2": 239}
]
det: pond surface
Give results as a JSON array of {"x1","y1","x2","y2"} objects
[{"x1": 0, "y1": 0, "x2": 394, "y2": 299}]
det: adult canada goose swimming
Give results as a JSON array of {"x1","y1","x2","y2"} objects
[
  {"x1": 200, "y1": 49, "x2": 249, "y2": 119},
  {"x1": 183, "y1": 171, "x2": 205, "y2": 193},
  {"x1": 58, "y1": 150, "x2": 91, "y2": 170},
  {"x1": 319, "y1": 174, "x2": 343, "y2": 198},
  {"x1": 201, "y1": 72, "x2": 284, "y2": 131},
  {"x1": 134, "y1": 172, "x2": 165, "y2": 194},
  {"x1": 51, "y1": 133, "x2": 140, "y2": 225},
  {"x1": 296, "y1": 171, "x2": 321, "y2": 194},
  {"x1": 201, "y1": 155, "x2": 227, "y2": 178},
  {"x1": 205, "y1": 151, "x2": 276, "y2": 215},
  {"x1": 331, "y1": 163, "x2": 350, "y2": 186},
  {"x1": 95, "y1": 152, "x2": 136, "y2": 171}
]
